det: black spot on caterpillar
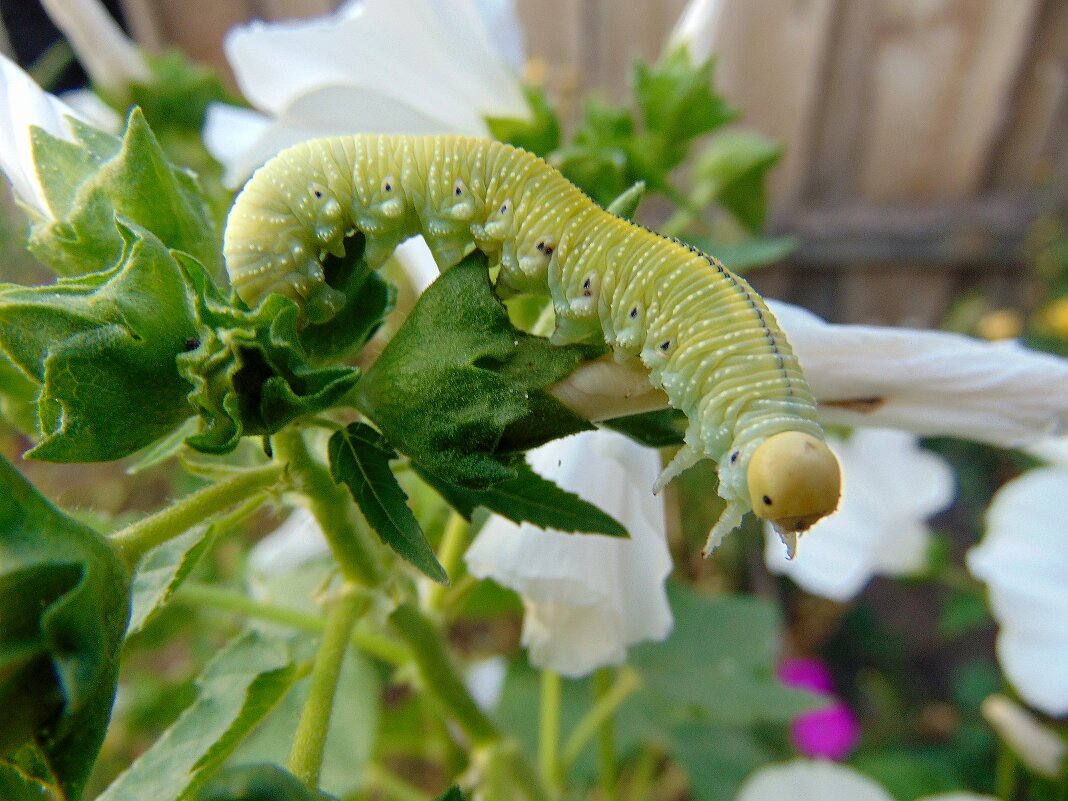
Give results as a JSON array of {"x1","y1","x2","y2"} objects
[{"x1": 224, "y1": 135, "x2": 841, "y2": 556}]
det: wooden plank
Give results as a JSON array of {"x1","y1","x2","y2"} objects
[
  {"x1": 859, "y1": 0, "x2": 1040, "y2": 201},
  {"x1": 986, "y1": 0, "x2": 1068, "y2": 188},
  {"x1": 682, "y1": 0, "x2": 838, "y2": 208},
  {"x1": 516, "y1": 0, "x2": 585, "y2": 120},
  {"x1": 120, "y1": 0, "x2": 255, "y2": 72}
]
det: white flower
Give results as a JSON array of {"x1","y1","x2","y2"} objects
[
  {"x1": 764, "y1": 428, "x2": 955, "y2": 601},
  {"x1": 464, "y1": 429, "x2": 673, "y2": 678},
  {"x1": 981, "y1": 693, "x2": 1066, "y2": 777},
  {"x1": 0, "y1": 53, "x2": 102, "y2": 218},
  {"x1": 736, "y1": 759, "x2": 998, "y2": 801},
  {"x1": 967, "y1": 462, "x2": 1068, "y2": 715},
  {"x1": 39, "y1": 0, "x2": 150, "y2": 93},
  {"x1": 768, "y1": 300, "x2": 1068, "y2": 448},
  {"x1": 204, "y1": 0, "x2": 530, "y2": 186},
  {"x1": 667, "y1": 0, "x2": 725, "y2": 60}
]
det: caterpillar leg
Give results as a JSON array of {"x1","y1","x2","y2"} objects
[
  {"x1": 652, "y1": 443, "x2": 700, "y2": 494},
  {"x1": 701, "y1": 500, "x2": 746, "y2": 558}
]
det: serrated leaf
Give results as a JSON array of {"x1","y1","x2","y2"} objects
[
  {"x1": 28, "y1": 108, "x2": 220, "y2": 277},
  {"x1": 356, "y1": 251, "x2": 599, "y2": 488},
  {"x1": 635, "y1": 47, "x2": 737, "y2": 146},
  {"x1": 328, "y1": 423, "x2": 446, "y2": 583},
  {"x1": 629, "y1": 583, "x2": 824, "y2": 725},
  {"x1": 0, "y1": 222, "x2": 198, "y2": 462},
  {"x1": 414, "y1": 460, "x2": 627, "y2": 537},
  {"x1": 485, "y1": 84, "x2": 561, "y2": 157},
  {"x1": 600, "y1": 410, "x2": 685, "y2": 448},
  {"x1": 0, "y1": 454, "x2": 130, "y2": 799},
  {"x1": 98, "y1": 630, "x2": 302, "y2": 801},
  {"x1": 127, "y1": 523, "x2": 214, "y2": 635}
]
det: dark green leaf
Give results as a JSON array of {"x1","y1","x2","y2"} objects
[
  {"x1": 635, "y1": 47, "x2": 737, "y2": 147},
  {"x1": 485, "y1": 84, "x2": 561, "y2": 157},
  {"x1": 0, "y1": 758, "x2": 61, "y2": 801},
  {"x1": 98, "y1": 630, "x2": 302, "y2": 801},
  {"x1": 600, "y1": 410, "x2": 684, "y2": 448},
  {"x1": 0, "y1": 223, "x2": 198, "y2": 462},
  {"x1": 432, "y1": 787, "x2": 469, "y2": 801},
  {"x1": 196, "y1": 764, "x2": 338, "y2": 801},
  {"x1": 328, "y1": 423, "x2": 447, "y2": 583},
  {"x1": 127, "y1": 523, "x2": 214, "y2": 635},
  {"x1": 629, "y1": 583, "x2": 824, "y2": 725},
  {"x1": 177, "y1": 254, "x2": 361, "y2": 454},
  {"x1": 0, "y1": 454, "x2": 130, "y2": 799},
  {"x1": 356, "y1": 251, "x2": 599, "y2": 488},
  {"x1": 414, "y1": 460, "x2": 627, "y2": 537},
  {"x1": 28, "y1": 107, "x2": 221, "y2": 277}
]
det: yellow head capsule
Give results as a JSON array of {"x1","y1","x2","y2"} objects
[{"x1": 747, "y1": 431, "x2": 841, "y2": 557}]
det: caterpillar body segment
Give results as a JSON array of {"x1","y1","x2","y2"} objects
[{"x1": 223, "y1": 134, "x2": 841, "y2": 555}]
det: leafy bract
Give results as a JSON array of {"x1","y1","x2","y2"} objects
[
  {"x1": 28, "y1": 107, "x2": 220, "y2": 277},
  {"x1": 414, "y1": 461, "x2": 626, "y2": 537},
  {"x1": 0, "y1": 223, "x2": 198, "y2": 462},
  {"x1": 98, "y1": 630, "x2": 302, "y2": 801},
  {"x1": 177, "y1": 255, "x2": 361, "y2": 454},
  {"x1": 127, "y1": 524, "x2": 214, "y2": 634},
  {"x1": 328, "y1": 423, "x2": 447, "y2": 583},
  {"x1": 600, "y1": 410, "x2": 685, "y2": 448},
  {"x1": 0, "y1": 454, "x2": 130, "y2": 799},
  {"x1": 355, "y1": 251, "x2": 598, "y2": 488},
  {"x1": 635, "y1": 46, "x2": 736, "y2": 149}
]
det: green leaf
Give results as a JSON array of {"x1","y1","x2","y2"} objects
[
  {"x1": 433, "y1": 787, "x2": 469, "y2": 801},
  {"x1": 667, "y1": 722, "x2": 771, "y2": 801},
  {"x1": 196, "y1": 764, "x2": 338, "y2": 801},
  {"x1": 600, "y1": 410, "x2": 685, "y2": 448},
  {"x1": 28, "y1": 107, "x2": 221, "y2": 277},
  {"x1": 635, "y1": 47, "x2": 737, "y2": 148},
  {"x1": 98, "y1": 630, "x2": 303, "y2": 801},
  {"x1": 692, "y1": 131, "x2": 782, "y2": 232},
  {"x1": 486, "y1": 84, "x2": 561, "y2": 157},
  {"x1": 176, "y1": 255, "x2": 361, "y2": 454},
  {"x1": 328, "y1": 423, "x2": 447, "y2": 583},
  {"x1": 0, "y1": 223, "x2": 199, "y2": 462},
  {"x1": 415, "y1": 461, "x2": 626, "y2": 537},
  {"x1": 629, "y1": 583, "x2": 824, "y2": 725},
  {"x1": 0, "y1": 454, "x2": 130, "y2": 799},
  {"x1": 0, "y1": 759, "x2": 61, "y2": 801},
  {"x1": 127, "y1": 523, "x2": 214, "y2": 635},
  {"x1": 356, "y1": 251, "x2": 598, "y2": 488}
]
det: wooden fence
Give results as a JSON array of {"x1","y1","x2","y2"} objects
[{"x1": 119, "y1": 0, "x2": 1068, "y2": 325}]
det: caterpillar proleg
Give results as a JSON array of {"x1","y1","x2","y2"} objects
[{"x1": 223, "y1": 135, "x2": 841, "y2": 556}]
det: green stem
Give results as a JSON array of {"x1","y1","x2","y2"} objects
[
  {"x1": 389, "y1": 602, "x2": 500, "y2": 746},
  {"x1": 273, "y1": 428, "x2": 384, "y2": 586},
  {"x1": 425, "y1": 512, "x2": 470, "y2": 612},
  {"x1": 288, "y1": 585, "x2": 368, "y2": 788},
  {"x1": 562, "y1": 667, "x2": 639, "y2": 789},
  {"x1": 174, "y1": 581, "x2": 409, "y2": 666},
  {"x1": 109, "y1": 462, "x2": 284, "y2": 566},
  {"x1": 539, "y1": 670, "x2": 562, "y2": 796},
  {"x1": 996, "y1": 741, "x2": 1018, "y2": 801}
]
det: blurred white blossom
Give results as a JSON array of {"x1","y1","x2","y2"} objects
[
  {"x1": 981, "y1": 693, "x2": 1066, "y2": 777},
  {"x1": 204, "y1": 0, "x2": 530, "y2": 186},
  {"x1": 968, "y1": 453, "x2": 1068, "y2": 716},
  {"x1": 0, "y1": 53, "x2": 101, "y2": 218},
  {"x1": 736, "y1": 759, "x2": 998, "y2": 801},
  {"x1": 465, "y1": 429, "x2": 673, "y2": 678},
  {"x1": 39, "y1": 0, "x2": 150, "y2": 93},
  {"x1": 765, "y1": 428, "x2": 955, "y2": 601}
]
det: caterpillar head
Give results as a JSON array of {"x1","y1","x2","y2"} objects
[{"x1": 747, "y1": 431, "x2": 841, "y2": 558}]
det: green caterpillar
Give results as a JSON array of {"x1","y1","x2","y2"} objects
[{"x1": 224, "y1": 134, "x2": 841, "y2": 556}]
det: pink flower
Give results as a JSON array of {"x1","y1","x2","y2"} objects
[{"x1": 778, "y1": 657, "x2": 860, "y2": 761}]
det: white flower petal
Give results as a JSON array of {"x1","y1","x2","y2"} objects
[
  {"x1": 39, "y1": 0, "x2": 150, "y2": 91},
  {"x1": 216, "y1": 0, "x2": 529, "y2": 184},
  {"x1": 248, "y1": 507, "x2": 330, "y2": 576},
  {"x1": 58, "y1": 89, "x2": 122, "y2": 134},
  {"x1": 736, "y1": 759, "x2": 894, "y2": 801},
  {"x1": 667, "y1": 0, "x2": 725, "y2": 60},
  {"x1": 766, "y1": 429, "x2": 954, "y2": 601},
  {"x1": 968, "y1": 467, "x2": 1068, "y2": 715},
  {"x1": 769, "y1": 300, "x2": 1068, "y2": 447},
  {"x1": 465, "y1": 429, "x2": 673, "y2": 678},
  {"x1": 465, "y1": 656, "x2": 507, "y2": 711},
  {"x1": 0, "y1": 53, "x2": 88, "y2": 216}
]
